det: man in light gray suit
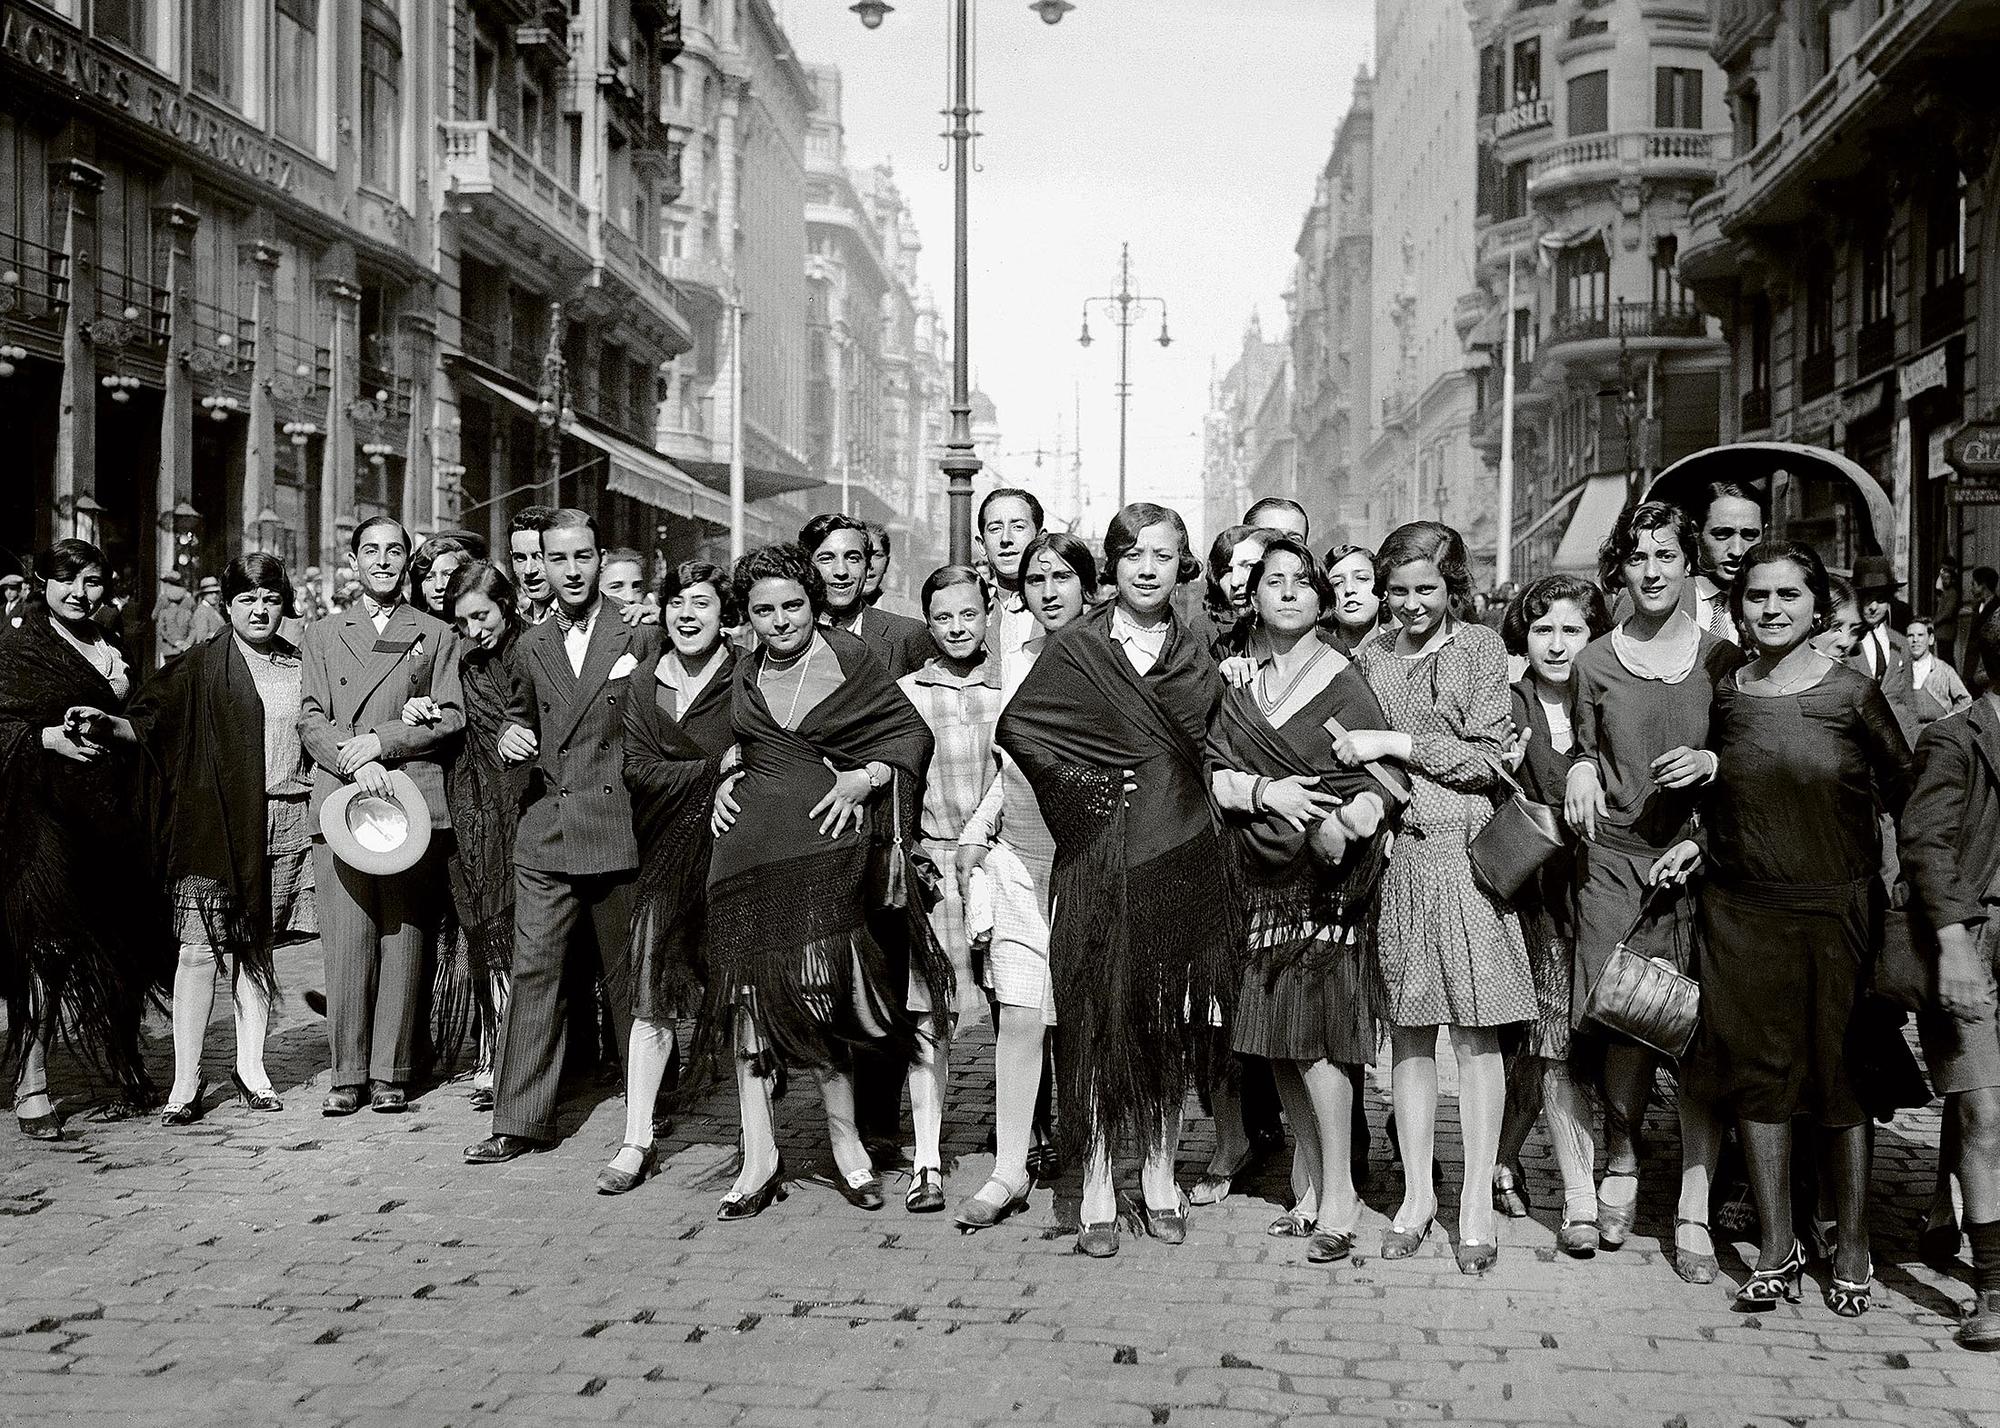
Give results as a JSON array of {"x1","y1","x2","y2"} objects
[
  {"x1": 299, "y1": 515, "x2": 464, "y2": 1115},
  {"x1": 466, "y1": 509, "x2": 660, "y2": 1162}
]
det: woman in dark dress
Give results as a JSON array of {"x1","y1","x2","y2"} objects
[
  {"x1": 131, "y1": 553, "x2": 314, "y2": 1123},
  {"x1": 1494, "y1": 575, "x2": 1611, "y2": 1257},
  {"x1": 702, "y1": 543, "x2": 949, "y2": 1219},
  {"x1": 430, "y1": 561, "x2": 530, "y2": 1109},
  {"x1": 1654, "y1": 540, "x2": 1910, "y2": 1316},
  {"x1": 997, "y1": 502, "x2": 1239, "y2": 1258},
  {"x1": 1207, "y1": 534, "x2": 1396, "y2": 1264},
  {"x1": 0, "y1": 539, "x2": 168, "y2": 1134},
  {"x1": 597, "y1": 560, "x2": 737, "y2": 1196},
  {"x1": 1566, "y1": 502, "x2": 1741, "y2": 1276}
]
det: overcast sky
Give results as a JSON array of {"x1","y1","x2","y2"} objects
[{"x1": 774, "y1": 0, "x2": 1376, "y2": 542}]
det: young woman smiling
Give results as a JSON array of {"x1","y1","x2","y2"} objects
[
  {"x1": 1656, "y1": 540, "x2": 1910, "y2": 1316},
  {"x1": 1340, "y1": 520, "x2": 1531, "y2": 1274}
]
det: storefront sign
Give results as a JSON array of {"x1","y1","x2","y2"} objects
[
  {"x1": 1948, "y1": 420, "x2": 2000, "y2": 479},
  {"x1": 0, "y1": 4, "x2": 295, "y2": 194},
  {"x1": 1899, "y1": 346, "x2": 1952, "y2": 401}
]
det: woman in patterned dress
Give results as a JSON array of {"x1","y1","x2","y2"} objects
[
  {"x1": 1336, "y1": 521, "x2": 1533, "y2": 1274},
  {"x1": 1493, "y1": 575, "x2": 1610, "y2": 1256},
  {"x1": 952, "y1": 531, "x2": 1096, "y2": 1230},
  {"x1": 134, "y1": 553, "x2": 315, "y2": 1123}
]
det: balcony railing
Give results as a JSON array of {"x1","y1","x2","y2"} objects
[
  {"x1": 1922, "y1": 276, "x2": 1965, "y2": 349},
  {"x1": 187, "y1": 296, "x2": 257, "y2": 367},
  {"x1": 1528, "y1": 129, "x2": 1728, "y2": 193},
  {"x1": 268, "y1": 326, "x2": 331, "y2": 391},
  {"x1": 599, "y1": 219, "x2": 682, "y2": 323},
  {"x1": 1800, "y1": 347, "x2": 1835, "y2": 402},
  {"x1": 1854, "y1": 317, "x2": 1895, "y2": 378},
  {"x1": 1739, "y1": 386, "x2": 1772, "y2": 433},
  {"x1": 662, "y1": 255, "x2": 730, "y2": 294},
  {"x1": 439, "y1": 121, "x2": 592, "y2": 260},
  {"x1": 0, "y1": 233, "x2": 69, "y2": 326},
  {"x1": 1545, "y1": 300, "x2": 1707, "y2": 347},
  {"x1": 94, "y1": 267, "x2": 170, "y2": 344}
]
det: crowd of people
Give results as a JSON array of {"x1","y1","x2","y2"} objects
[{"x1": 2, "y1": 481, "x2": 1997, "y2": 1354}]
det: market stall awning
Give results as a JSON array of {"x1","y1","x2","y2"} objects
[{"x1": 1551, "y1": 472, "x2": 1628, "y2": 577}]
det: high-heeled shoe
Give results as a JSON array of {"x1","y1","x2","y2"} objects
[
  {"x1": 836, "y1": 1168, "x2": 886, "y2": 1211},
  {"x1": 953, "y1": 1177, "x2": 1030, "y2": 1233},
  {"x1": 1732, "y1": 1239, "x2": 1807, "y2": 1311},
  {"x1": 1672, "y1": 1218, "x2": 1717, "y2": 1285},
  {"x1": 230, "y1": 1071, "x2": 283, "y2": 1113},
  {"x1": 160, "y1": 1079, "x2": 208, "y2": 1127},
  {"x1": 595, "y1": 1142, "x2": 659, "y2": 1195},
  {"x1": 717, "y1": 1156, "x2": 788, "y2": 1221},
  {"x1": 1492, "y1": 1163, "x2": 1532, "y2": 1219},
  {"x1": 1596, "y1": 1174, "x2": 1639, "y2": 1249},
  {"x1": 1806, "y1": 1216, "x2": 1838, "y2": 1265},
  {"x1": 1455, "y1": 1239, "x2": 1499, "y2": 1275},
  {"x1": 1380, "y1": 1214, "x2": 1433, "y2": 1260},
  {"x1": 1826, "y1": 1260, "x2": 1872, "y2": 1318},
  {"x1": 14, "y1": 1086, "x2": 60, "y2": 1141}
]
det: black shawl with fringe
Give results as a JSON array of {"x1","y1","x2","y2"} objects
[
  {"x1": 700, "y1": 628, "x2": 948, "y2": 1076},
  {"x1": 129, "y1": 630, "x2": 289, "y2": 997},
  {"x1": 0, "y1": 609, "x2": 168, "y2": 1099},
  {"x1": 994, "y1": 601, "x2": 1238, "y2": 1162}
]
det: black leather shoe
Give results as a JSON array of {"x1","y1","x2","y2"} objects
[
  {"x1": 717, "y1": 1157, "x2": 788, "y2": 1220},
  {"x1": 595, "y1": 1142, "x2": 659, "y2": 1195},
  {"x1": 160, "y1": 1080, "x2": 207, "y2": 1127},
  {"x1": 836, "y1": 1170, "x2": 886, "y2": 1211},
  {"x1": 231, "y1": 1071, "x2": 282, "y2": 1113},
  {"x1": 905, "y1": 1167, "x2": 946, "y2": 1213},
  {"x1": 368, "y1": 1081, "x2": 408, "y2": 1114},
  {"x1": 464, "y1": 1133, "x2": 552, "y2": 1164},
  {"x1": 321, "y1": 1085, "x2": 363, "y2": 1117}
]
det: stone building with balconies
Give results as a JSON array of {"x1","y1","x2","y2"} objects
[
  {"x1": 1286, "y1": 66, "x2": 1374, "y2": 548},
  {"x1": 1679, "y1": 0, "x2": 2000, "y2": 596},
  {"x1": 1462, "y1": 0, "x2": 1731, "y2": 580},
  {"x1": 434, "y1": 0, "x2": 725, "y2": 564},
  {"x1": 0, "y1": 0, "x2": 437, "y2": 657},
  {"x1": 1201, "y1": 313, "x2": 1289, "y2": 547}
]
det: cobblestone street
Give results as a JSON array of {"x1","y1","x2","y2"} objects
[{"x1": 4, "y1": 942, "x2": 1996, "y2": 1428}]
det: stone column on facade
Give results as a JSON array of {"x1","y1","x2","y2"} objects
[
  {"x1": 400, "y1": 309, "x2": 438, "y2": 534},
  {"x1": 49, "y1": 145, "x2": 103, "y2": 540},
  {"x1": 322, "y1": 272, "x2": 362, "y2": 586},
  {"x1": 713, "y1": 74, "x2": 744, "y2": 450},
  {"x1": 243, "y1": 236, "x2": 282, "y2": 554},
  {"x1": 155, "y1": 193, "x2": 200, "y2": 589}
]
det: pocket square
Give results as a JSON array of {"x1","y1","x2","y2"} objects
[{"x1": 608, "y1": 652, "x2": 639, "y2": 680}]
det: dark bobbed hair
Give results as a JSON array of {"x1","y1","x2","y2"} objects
[
  {"x1": 659, "y1": 559, "x2": 739, "y2": 625},
  {"x1": 443, "y1": 559, "x2": 520, "y2": 629},
  {"x1": 1598, "y1": 500, "x2": 1698, "y2": 594},
  {"x1": 978, "y1": 487, "x2": 1045, "y2": 534},
  {"x1": 1728, "y1": 538, "x2": 1832, "y2": 630},
  {"x1": 1019, "y1": 530, "x2": 1098, "y2": 593},
  {"x1": 350, "y1": 514, "x2": 411, "y2": 554},
  {"x1": 920, "y1": 563, "x2": 991, "y2": 616},
  {"x1": 1375, "y1": 520, "x2": 1474, "y2": 619},
  {"x1": 1205, "y1": 524, "x2": 1267, "y2": 617},
  {"x1": 33, "y1": 538, "x2": 107, "y2": 587},
  {"x1": 1246, "y1": 532, "x2": 1336, "y2": 617},
  {"x1": 1501, "y1": 574, "x2": 1612, "y2": 657},
  {"x1": 732, "y1": 542, "x2": 827, "y2": 618},
  {"x1": 1243, "y1": 496, "x2": 1309, "y2": 535},
  {"x1": 220, "y1": 552, "x2": 298, "y2": 619},
  {"x1": 798, "y1": 512, "x2": 868, "y2": 556},
  {"x1": 1104, "y1": 502, "x2": 1201, "y2": 586},
  {"x1": 409, "y1": 535, "x2": 471, "y2": 616},
  {"x1": 509, "y1": 505, "x2": 557, "y2": 536}
]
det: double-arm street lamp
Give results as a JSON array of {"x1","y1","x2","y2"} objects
[
  {"x1": 851, "y1": 0, "x2": 1079, "y2": 564},
  {"x1": 1078, "y1": 242, "x2": 1171, "y2": 510}
]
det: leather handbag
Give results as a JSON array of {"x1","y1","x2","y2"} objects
[
  {"x1": 1584, "y1": 889, "x2": 1700, "y2": 1059},
  {"x1": 1466, "y1": 756, "x2": 1565, "y2": 903}
]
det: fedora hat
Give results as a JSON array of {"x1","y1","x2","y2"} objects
[
  {"x1": 1851, "y1": 555, "x2": 1901, "y2": 595},
  {"x1": 318, "y1": 770, "x2": 432, "y2": 876}
]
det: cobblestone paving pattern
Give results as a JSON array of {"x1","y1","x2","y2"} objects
[{"x1": 4, "y1": 943, "x2": 1998, "y2": 1427}]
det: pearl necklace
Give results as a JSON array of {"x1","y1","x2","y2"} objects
[{"x1": 758, "y1": 639, "x2": 817, "y2": 726}]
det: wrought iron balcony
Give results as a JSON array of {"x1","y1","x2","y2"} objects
[{"x1": 1544, "y1": 300, "x2": 1707, "y2": 349}]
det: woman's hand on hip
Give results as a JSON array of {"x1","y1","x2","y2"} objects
[
  {"x1": 710, "y1": 770, "x2": 744, "y2": 837},
  {"x1": 810, "y1": 767, "x2": 874, "y2": 838}
]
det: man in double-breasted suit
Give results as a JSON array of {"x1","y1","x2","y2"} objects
[
  {"x1": 299, "y1": 515, "x2": 464, "y2": 1115},
  {"x1": 466, "y1": 509, "x2": 660, "y2": 1162}
]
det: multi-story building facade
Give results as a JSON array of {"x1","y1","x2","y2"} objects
[
  {"x1": 655, "y1": 0, "x2": 814, "y2": 541},
  {"x1": 1364, "y1": 0, "x2": 1494, "y2": 579},
  {"x1": 1201, "y1": 314, "x2": 1289, "y2": 546},
  {"x1": 1681, "y1": 0, "x2": 2000, "y2": 596},
  {"x1": 1, "y1": 0, "x2": 437, "y2": 658},
  {"x1": 1287, "y1": 66, "x2": 1374, "y2": 547},
  {"x1": 1463, "y1": 0, "x2": 1732, "y2": 579},
  {"x1": 434, "y1": 0, "x2": 722, "y2": 565}
]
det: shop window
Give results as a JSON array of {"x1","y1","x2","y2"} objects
[
  {"x1": 1654, "y1": 67, "x2": 1702, "y2": 130},
  {"x1": 191, "y1": 0, "x2": 244, "y2": 108},
  {"x1": 359, "y1": 0, "x2": 403, "y2": 192},
  {"x1": 1567, "y1": 71, "x2": 1609, "y2": 138},
  {"x1": 1511, "y1": 37, "x2": 1541, "y2": 106},
  {"x1": 274, "y1": 0, "x2": 319, "y2": 150},
  {"x1": 95, "y1": 0, "x2": 150, "y2": 59}
]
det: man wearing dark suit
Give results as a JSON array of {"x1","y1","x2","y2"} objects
[
  {"x1": 466, "y1": 508, "x2": 660, "y2": 1162},
  {"x1": 1962, "y1": 566, "x2": 2000, "y2": 681},
  {"x1": 1849, "y1": 555, "x2": 1918, "y2": 741},
  {"x1": 299, "y1": 514, "x2": 465, "y2": 1115},
  {"x1": 802, "y1": 512, "x2": 933, "y2": 678}
]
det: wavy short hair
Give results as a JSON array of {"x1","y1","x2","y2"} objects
[
  {"x1": 220, "y1": 551, "x2": 298, "y2": 619},
  {"x1": 798, "y1": 512, "x2": 868, "y2": 557},
  {"x1": 1019, "y1": 530, "x2": 1098, "y2": 593},
  {"x1": 33, "y1": 538, "x2": 106, "y2": 587},
  {"x1": 409, "y1": 535, "x2": 471, "y2": 616},
  {"x1": 1599, "y1": 500, "x2": 1697, "y2": 593},
  {"x1": 1501, "y1": 574, "x2": 1611, "y2": 657},
  {"x1": 1104, "y1": 502, "x2": 1201, "y2": 585},
  {"x1": 1375, "y1": 521, "x2": 1474, "y2": 619},
  {"x1": 1246, "y1": 532, "x2": 1336, "y2": 617},
  {"x1": 443, "y1": 559, "x2": 520, "y2": 629},
  {"x1": 732, "y1": 542, "x2": 827, "y2": 618},
  {"x1": 1729, "y1": 539, "x2": 1832, "y2": 629},
  {"x1": 660, "y1": 559, "x2": 738, "y2": 625}
]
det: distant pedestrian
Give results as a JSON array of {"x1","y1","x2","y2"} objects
[
  {"x1": 153, "y1": 569, "x2": 197, "y2": 665},
  {"x1": 189, "y1": 576, "x2": 227, "y2": 645}
]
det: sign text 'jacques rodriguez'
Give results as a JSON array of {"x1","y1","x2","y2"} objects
[{"x1": 0, "y1": 2, "x2": 297, "y2": 195}]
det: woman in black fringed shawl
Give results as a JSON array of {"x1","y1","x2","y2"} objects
[
  {"x1": 995, "y1": 502, "x2": 1238, "y2": 1258},
  {"x1": 0, "y1": 539, "x2": 169, "y2": 1135},
  {"x1": 431, "y1": 560, "x2": 531, "y2": 1110},
  {"x1": 1204, "y1": 534, "x2": 1400, "y2": 1264},
  {"x1": 596, "y1": 559, "x2": 737, "y2": 1197},
  {"x1": 701, "y1": 543, "x2": 949, "y2": 1219},
  {"x1": 130, "y1": 553, "x2": 315, "y2": 1124}
]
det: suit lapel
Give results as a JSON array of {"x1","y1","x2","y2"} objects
[
  {"x1": 546, "y1": 612, "x2": 625, "y2": 749},
  {"x1": 342, "y1": 605, "x2": 422, "y2": 714}
]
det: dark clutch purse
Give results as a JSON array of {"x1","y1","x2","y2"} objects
[
  {"x1": 1584, "y1": 890, "x2": 1700, "y2": 1059},
  {"x1": 1467, "y1": 756, "x2": 1565, "y2": 904}
]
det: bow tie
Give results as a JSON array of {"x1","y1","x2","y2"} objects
[
  {"x1": 553, "y1": 603, "x2": 597, "y2": 636},
  {"x1": 361, "y1": 595, "x2": 399, "y2": 622}
]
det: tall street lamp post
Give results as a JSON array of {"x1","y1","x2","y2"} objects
[
  {"x1": 1078, "y1": 242, "x2": 1171, "y2": 511},
  {"x1": 852, "y1": 0, "x2": 1079, "y2": 564},
  {"x1": 534, "y1": 303, "x2": 575, "y2": 509}
]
